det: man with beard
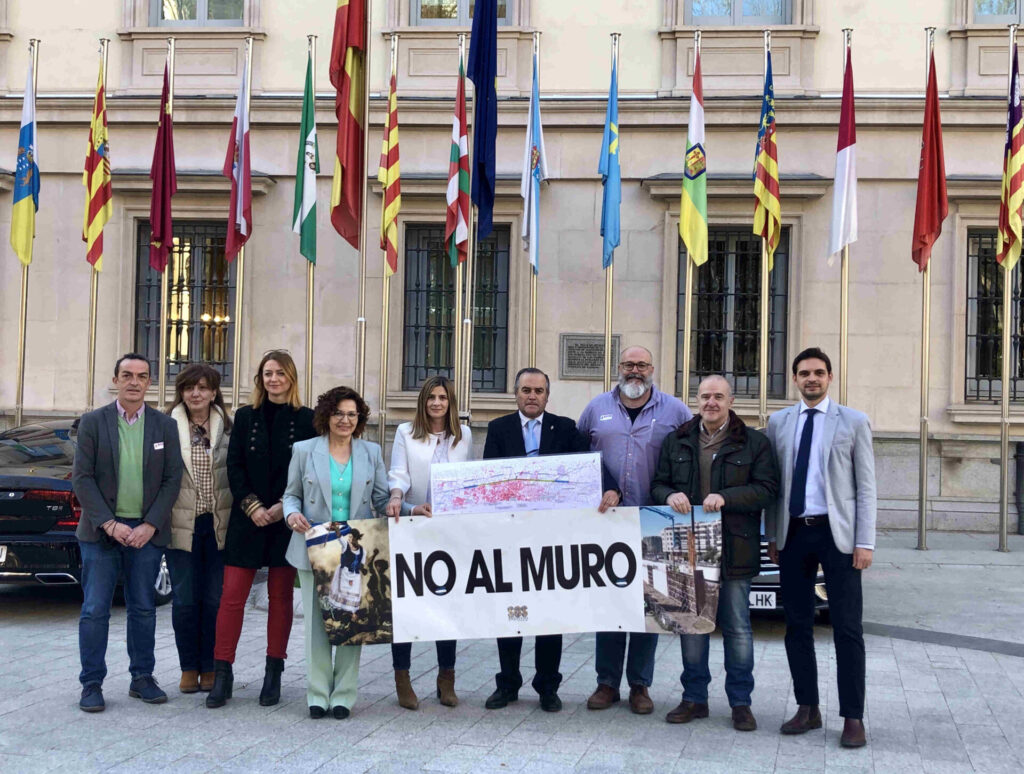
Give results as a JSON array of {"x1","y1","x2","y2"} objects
[
  {"x1": 765, "y1": 347, "x2": 876, "y2": 749},
  {"x1": 578, "y1": 346, "x2": 692, "y2": 714}
]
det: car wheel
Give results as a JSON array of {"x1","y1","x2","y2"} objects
[{"x1": 154, "y1": 555, "x2": 172, "y2": 606}]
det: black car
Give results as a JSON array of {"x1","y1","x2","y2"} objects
[
  {"x1": 750, "y1": 534, "x2": 829, "y2": 619},
  {"x1": 0, "y1": 420, "x2": 172, "y2": 604}
]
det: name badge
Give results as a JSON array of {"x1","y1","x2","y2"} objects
[
  {"x1": 599, "y1": 414, "x2": 614, "y2": 421},
  {"x1": 153, "y1": 442, "x2": 164, "y2": 450}
]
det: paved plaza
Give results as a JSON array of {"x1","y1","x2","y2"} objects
[{"x1": 1, "y1": 532, "x2": 1023, "y2": 773}]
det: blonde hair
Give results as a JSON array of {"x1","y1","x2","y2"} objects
[
  {"x1": 411, "y1": 375, "x2": 462, "y2": 446},
  {"x1": 251, "y1": 350, "x2": 303, "y2": 409}
]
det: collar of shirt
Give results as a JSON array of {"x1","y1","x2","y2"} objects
[
  {"x1": 519, "y1": 411, "x2": 545, "y2": 428},
  {"x1": 799, "y1": 395, "x2": 831, "y2": 417},
  {"x1": 116, "y1": 400, "x2": 144, "y2": 425},
  {"x1": 699, "y1": 416, "x2": 729, "y2": 440}
]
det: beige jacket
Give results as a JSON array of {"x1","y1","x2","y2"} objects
[{"x1": 169, "y1": 404, "x2": 232, "y2": 551}]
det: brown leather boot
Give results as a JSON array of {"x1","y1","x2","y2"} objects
[
  {"x1": 394, "y1": 669, "x2": 419, "y2": 710},
  {"x1": 586, "y1": 684, "x2": 620, "y2": 710},
  {"x1": 665, "y1": 699, "x2": 709, "y2": 724},
  {"x1": 732, "y1": 705, "x2": 757, "y2": 731},
  {"x1": 436, "y1": 669, "x2": 458, "y2": 707},
  {"x1": 199, "y1": 671, "x2": 215, "y2": 692},
  {"x1": 780, "y1": 704, "x2": 823, "y2": 734},
  {"x1": 629, "y1": 685, "x2": 654, "y2": 715},
  {"x1": 840, "y1": 718, "x2": 867, "y2": 748},
  {"x1": 179, "y1": 670, "x2": 199, "y2": 694}
]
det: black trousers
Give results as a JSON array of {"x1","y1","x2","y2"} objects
[
  {"x1": 779, "y1": 519, "x2": 865, "y2": 719},
  {"x1": 494, "y1": 634, "x2": 562, "y2": 695}
]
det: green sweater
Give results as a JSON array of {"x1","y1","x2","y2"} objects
[{"x1": 115, "y1": 414, "x2": 145, "y2": 519}]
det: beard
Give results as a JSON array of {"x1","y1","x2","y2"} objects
[{"x1": 618, "y1": 373, "x2": 652, "y2": 400}]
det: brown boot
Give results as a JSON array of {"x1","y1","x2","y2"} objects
[
  {"x1": 780, "y1": 704, "x2": 823, "y2": 734},
  {"x1": 394, "y1": 669, "x2": 419, "y2": 710},
  {"x1": 179, "y1": 670, "x2": 199, "y2": 694},
  {"x1": 436, "y1": 669, "x2": 458, "y2": 707},
  {"x1": 199, "y1": 671, "x2": 215, "y2": 692},
  {"x1": 587, "y1": 684, "x2": 620, "y2": 710},
  {"x1": 840, "y1": 718, "x2": 867, "y2": 748},
  {"x1": 665, "y1": 699, "x2": 709, "y2": 724},
  {"x1": 628, "y1": 685, "x2": 654, "y2": 715},
  {"x1": 732, "y1": 705, "x2": 757, "y2": 731}
]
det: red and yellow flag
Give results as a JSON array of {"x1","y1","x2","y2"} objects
[
  {"x1": 377, "y1": 70, "x2": 400, "y2": 276},
  {"x1": 330, "y1": 0, "x2": 366, "y2": 248},
  {"x1": 82, "y1": 60, "x2": 112, "y2": 271},
  {"x1": 998, "y1": 44, "x2": 1024, "y2": 272},
  {"x1": 753, "y1": 51, "x2": 781, "y2": 270}
]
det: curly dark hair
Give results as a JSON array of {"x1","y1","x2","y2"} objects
[{"x1": 312, "y1": 385, "x2": 370, "y2": 437}]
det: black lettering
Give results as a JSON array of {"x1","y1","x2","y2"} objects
[
  {"x1": 425, "y1": 550, "x2": 457, "y2": 595},
  {"x1": 465, "y1": 549, "x2": 495, "y2": 594},
  {"x1": 581, "y1": 543, "x2": 606, "y2": 588},
  {"x1": 395, "y1": 552, "x2": 423, "y2": 598},
  {"x1": 555, "y1": 544, "x2": 580, "y2": 589},
  {"x1": 520, "y1": 546, "x2": 554, "y2": 591},
  {"x1": 493, "y1": 549, "x2": 513, "y2": 593},
  {"x1": 604, "y1": 542, "x2": 637, "y2": 587}
]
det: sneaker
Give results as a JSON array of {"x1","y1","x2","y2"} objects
[
  {"x1": 128, "y1": 675, "x2": 168, "y2": 704},
  {"x1": 79, "y1": 683, "x2": 105, "y2": 713}
]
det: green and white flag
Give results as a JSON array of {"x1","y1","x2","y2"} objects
[{"x1": 293, "y1": 53, "x2": 319, "y2": 264}]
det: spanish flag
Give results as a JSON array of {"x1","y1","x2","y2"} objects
[
  {"x1": 377, "y1": 67, "x2": 400, "y2": 276},
  {"x1": 11, "y1": 58, "x2": 39, "y2": 267},
  {"x1": 83, "y1": 59, "x2": 112, "y2": 271},
  {"x1": 330, "y1": 0, "x2": 366, "y2": 249}
]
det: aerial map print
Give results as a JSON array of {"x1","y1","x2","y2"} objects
[{"x1": 429, "y1": 452, "x2": 603, "y2": 516}]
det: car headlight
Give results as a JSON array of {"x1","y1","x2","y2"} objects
[{"x1": 814, "y1": 583, "x2": 828, "y2": 602}]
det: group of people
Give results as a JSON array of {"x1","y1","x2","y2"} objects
[{"x1": 71, "y1": 343, "x2": 875, "y2": 749}]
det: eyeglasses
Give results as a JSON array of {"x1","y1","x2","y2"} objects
[
  {"x1": 619, "y1": 361, "x2": 652, "y2": 372},
  {"x1": 330, "y1": 411, "x2": 360, "y2": 420}
]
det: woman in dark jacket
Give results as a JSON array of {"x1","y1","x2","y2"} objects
[{"x1": 206, "y1": 350, "x2": 316, "y2": 709}]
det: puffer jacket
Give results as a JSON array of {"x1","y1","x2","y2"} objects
[{"x1": 169, "y1": 403, "x2": 232, "y2": 551}]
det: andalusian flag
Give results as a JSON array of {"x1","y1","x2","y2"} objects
[
  {"x1": 446, "y1": 56, "x2": 469, "y2": 269},
  {"x1": 293, "y1": 53, "x2": 319, "y2": 264},
  {"x1": 11, "y1": 58, "x2": 39, "y2": 267},
  {"x1": 998, "y1": 44, "x2": 1024, "y2": 272},
  {"x1": 330, "y1": 0, "x2": 366, "y2": 248},
  {"x1": 83, "y1": 59, "x2": 112, "y2": 271},
  {"x1": 754, "y1": 51, "x2": 781, "y2": 270},
  {"x1": 377, "y1": 68, "x2": 400, "y2": 276},
  {"x1": 679, "y1": 48, "x2": 707, "y2": 267}
]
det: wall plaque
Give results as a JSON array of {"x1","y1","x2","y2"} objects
[{"x1": 559, "y1": 334, "x2": 620, "y2": 381}]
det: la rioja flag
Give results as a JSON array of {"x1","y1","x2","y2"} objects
[
  {"x1": 224, "y1": 53, "x2": 252, "y2": 261},
  {"x1": 829, "y1": 46, "x2": 857, "y2": 258}
]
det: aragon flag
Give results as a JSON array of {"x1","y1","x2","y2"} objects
[
  {"x1": 330, "y1": 0, "x2": 366, "y2": 249},
  {"x1": 377, "y1": 68, "x2": 400, "y2": 276},
  {"x1": 83, "y1": 59, "x2": 112, "y2": 271}
]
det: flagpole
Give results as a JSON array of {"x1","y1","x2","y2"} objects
[
  {"x1": 528, "y1": 31, "x2": 541, "y2": 368},
  {"x1": 378, "y1": 33, "x2": 398, "y2": 449},
  {"x1": 838, "y1": 28, "x2": 853, "y2": 406},
  {"x1": 355, "y1": 0, "x2": 374, "y2": 397},
  {"x1": 681, "y1": 29, "x2": 699, "y2": 407},
  {"x1": 452, "y1": 33, "x2": 466, "y2": 396},
  {"x1": 603, "y1": 33, "x2": 620, "y2": 392},
  {"x1": 305, "y1": 34, "x2": 317, "y2": 406},
  {"x1": 461, "y1": 45, "x2": 476, "y2": 421},
  {"x1": 158, "y1": 38, "x2": 174, "y2": 411},
  {"x1": 228, "y1": 36, "x2": 252, "y2": 410},
  {"x1": 757, "y1": 30, "x2": 772, "y2": 428},
  {"x1": 84, "y1": 38, "x2": 109, "y2": 411}
]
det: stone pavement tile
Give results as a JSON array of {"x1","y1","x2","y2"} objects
[
  {"x1": 421, "y1": 742, "x2": 489, "y2": 773},
  {"x1": 904, "y1": 689, "x2": 950, "y2": 721},
  {"x1": 947, "y1": 695, "x2": 997, "y2": 726},
  {"x1": 896, "y1": 667, "x2": 941, "y2": 693},
  {"x1": 672, "y1": 761, "x2": 765, "y2": 774},
  {"x1": 775, "y1": 746, "x2": 827, "y2": 771},
  {"x1": 870, "y1": 749, "x2": 926, "y2": 773},
  {"x1": 971, "y1": 672, "x2": 1023, "y2": 700}
]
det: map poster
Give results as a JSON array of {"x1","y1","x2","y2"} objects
[
  {"x1": 428, "y1": 452, "x2": 603, "y2": 516},
  {"x1": 639, "y1": 505, "x2": 722, "y2": 635}
]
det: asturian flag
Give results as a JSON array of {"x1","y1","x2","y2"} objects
[
  {"x1": 829, "y1": 46, "x2": 857, "y2": 258},
  {"x1": 223, "y1": 52, "x2": 252, "y2": 261},
  {"x1": 598, "y1": 57, "x2": 621, "y2": 269},
  {"x1": 11, "y1": 59, "x2": 39, "y2": 267},
  {"x1": 520, "y1": 50, "x2": 547, "y2": 274}
]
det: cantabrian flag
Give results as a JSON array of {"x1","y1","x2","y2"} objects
[
  {"x1": 149, "y1": 64, "x2": 176, "y2": 273},
  {"x1": 445, "y1": 56, "x2": 469, "y2": 269},
  {"x1": 829, "y1": 47, "x2": 857, "y2": 258},
  {"x1": 753, "y1": 51, "x2": 781, "y2": 271},
  {"x1": 679, "y1": 49, "x2": 707, "y2": 267},
  {"x1": 912, "y1": 50, "x2": 947, "y2": 272},
  {"x1": 293, "y1": 53, "x2": 319, "y2": 265},
  {"x1": 330, "y1": 0, "x2": 366, "y2": 248},
  {"x1": 998, "y1": 44, "x2": 1024, "y2": 272},
  {"x1": 11, "y1": 59, "x2": 39, "y2": 267},
  {"x1": 82, "y1": 60, "x2": 112, "y2": 271},
  {"x1": 377, "y1": 69, "x2": 400, "y2": 276},
  {"x1": 223, "y1": 50, "x2": 252, "y2": 262}
]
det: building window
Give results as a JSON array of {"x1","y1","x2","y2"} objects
[
  {"x1": 413, "y1": 0, "x2": 509, "y2": 26},
  {"x1": 974, "y1": 0, "x2": 1023, "y2": 22},
  {"x1": 135, "y1": 221, "x2": 237, "y2": 386},
  {"x1": 966, "y1": 229, "x2": 1023, "y2": 402},
  {"x1": 685, "y1": 0, "x2": 789, "y2": 25},
  {"x1": 153, "y1": 0, "x2": 244, "y2": 26},
  {"x1": 676, "y1": 227, "x2": 789, "y2": 400},
  {"x1": 402, "y1": 223, "x2": 509, "y2": 392}
]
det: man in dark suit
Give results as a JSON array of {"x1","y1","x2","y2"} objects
[
  {"x1": 482, "y1": 367, "x2": 620, "y2": 712},
  {"x1": 72, "y1": 353, "x2": 183, "y2": 712}
]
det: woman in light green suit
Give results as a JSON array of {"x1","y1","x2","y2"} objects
[{"x1": 283, "y1": 385, "x2": 390, "y2": 719}]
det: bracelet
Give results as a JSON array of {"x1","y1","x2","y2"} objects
[{"x1": 240, "y1": 494, "x2": 263, "y2": 517}]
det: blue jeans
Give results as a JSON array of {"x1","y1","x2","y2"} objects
[
  {"x1": 391, "y1": 640, "x2": 457, "y2": 671},
  {"x1": 680, "y1": 576, "x2": 754, "y2": 707},
  {"x1": 78, "y1": 534, "x2": 164, "y2": 686},
  {"x1": 595, "y1": 632, "x2": 658, "y2": 689},
  {"x1": 164, "y1": 513, "x2": 224, "y2": 673}
]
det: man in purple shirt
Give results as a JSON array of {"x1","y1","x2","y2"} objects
[{"x1": 578, "y1": 345, "x2": 692, "y2": 714}]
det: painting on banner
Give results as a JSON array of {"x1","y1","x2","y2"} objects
[
  {"x1": 305, "y1": 520, "x2": 393, "y2": 645},
  {"x1": 639, "y1": 505, "x2": 721, "y2": 635}
]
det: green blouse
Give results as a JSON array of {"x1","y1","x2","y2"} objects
[{"x1": 329, "y1": 456, "x2": 353, "y2": 522}]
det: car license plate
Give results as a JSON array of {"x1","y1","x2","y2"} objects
[
  {"x1": 749, "y1": 590, "x2": 776, "y2": 609},
  {"x1": 0, "y1": 546, "x2": 6, "y2": 564}
]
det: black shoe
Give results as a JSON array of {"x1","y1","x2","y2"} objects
[
  {"x1": 539, "y1": 692, "x2": 562, "y2": 712},
  {"x1": 484, "y1": 688, "x2": 519, "y2": 709},
  {"x1": 309, "y1": 705, "x2": 327, "y2": 719},
  {"x1": 205, "y1": 660, "x2": 233, "y2": 709},
  {"x1": 332, "y1": 705, "x2": 351, "y2": 719},
  {"x1": 259, "y1": 656, "x2": 285, "y2": 707},
  {"x1": 79, "y1": 683, "x2": 105, "y2": 713},
  {"x1": 128, "y1": 675, "x2": 168, "y2": 704}
]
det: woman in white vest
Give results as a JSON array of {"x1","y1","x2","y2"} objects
[{"x1": 385, "y1": 375, "x2": 473, "y2": 709}]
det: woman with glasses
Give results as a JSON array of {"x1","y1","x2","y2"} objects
[
  {"x1": 207, "y1": 350, "x2": 316, "y2": 709},
  {"x1": 384, "y1": 375, "x2": 473, "y2": 709},
  {"x1": 165, "y1": 364, "x2": 233, "y2": 696},
  {"x1": 283, "y1": 385, "x2": 390, "y2": 719}
]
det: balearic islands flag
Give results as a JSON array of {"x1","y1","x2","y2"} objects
[
  {"x1": 911, "y1": 50, "x2": 947, "y2": 272},
  {"x1": 223, "y1": 50, "x2": 252, "y2": 261},
  {"x1": 753, "y1": 51, "x2": 781, "y2": 271},
  {"x1": 330, "y1": 0, "x2": 366, "y2": 248},
  {"x1": 829, "y1": 47, "x2": 857, "y2": 258},
  {"x1": 293, "y1": 52, "x2": 319, "y2": 265},
  {"x1": 83, "y1": 59, "x2": 112, "y2": 271},
  {"x1": 679, "y1": 48, "x2": 707, "y2": 267},
  {"x1": 149, "y1": 64, "x2": 177, "y2": 273},
  {"x1": 598, "y1": 57, "x2": 621, "y2": 269},
  {"x1": 998, "y1": 44, "x2": 1024, "y2": 272},
  {"x1": 520, "y1": 49, "x2": 547, "y2": 274},
  {"x1": 377, "y1": 68, "x2": 401, "y2": 276},
  {"x1": 446, "y1": 55, "x2": 470, "y2": 269},
  {"x1": 11, "y1": 58, "x2": 39, "y2": 267}
]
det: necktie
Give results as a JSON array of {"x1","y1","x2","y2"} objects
[
  {"x1": 525, "y1": 419, "x2": 539, "y2": 456},
  {"x1": 788, "y1": 408, "x2": 817, "y2": 518}
]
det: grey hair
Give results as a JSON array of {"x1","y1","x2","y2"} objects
[
  {"x1": 513, "y1": 367, "x2": 550, "y2": 393},
  {"x1": 696, "y1": 374, "x2": 734, "y2": 397}
]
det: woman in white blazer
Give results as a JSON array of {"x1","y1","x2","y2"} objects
[
  {"x1": 283, "y1": 386, "x2": 390, "y2": 720},
  {"x1": 384, "y1": 375, "x2": 473, "y2": 710}
]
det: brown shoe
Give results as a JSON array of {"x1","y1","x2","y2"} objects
[
  {"x1": 732, "y1": 705, "x2": 757, "y2": 731},
  {"x1": 586, "y1": 684, "x2": 620, "y2": 710},
  {"x1": 394, "y1": 669, "x2": 419, "y2": 710},
  {"x1": 840, "y1": 718, "x2": 867, "y2": 748},
  {"x1": 665, "y1": 699, "x2": 709, "y2": 724},
  {"x1": 199, "y1": 671, "x2": 215, "y2": 692},
  {"x1": 179, "y1": 670, "x2": 199, "y2": 694},
  {"x1": 629, "y1": 685, "x2": 654, "y2": 715},
  {"x1": 780, "y1": 704, "x2": 822, "y2": 734},
  {"x1": 436, "y1": 668, "x2": 458, "y2": 707}
]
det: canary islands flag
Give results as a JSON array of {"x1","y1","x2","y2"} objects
[{"x1": 11, "y1": 59, "x2": 39, "y2": 266}]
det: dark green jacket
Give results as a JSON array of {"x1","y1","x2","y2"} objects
[{"x1": 650, "y1": 411, "x2": 779, "y2": 580}]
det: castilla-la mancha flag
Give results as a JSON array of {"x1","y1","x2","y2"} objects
[
  {"x1": 829, "y1": 47, "x2": 857, "y2": 258},
  {"x1": 330, "y1": 0, "x2": 366, "y2": 249},
  {"x1": 223, "y1": 51, "x2": 252, "y2": 262},
  {"x1": 911, "y1": 50, "x2": 947, "y2": 272}
]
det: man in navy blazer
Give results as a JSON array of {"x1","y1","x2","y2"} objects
[{"x1": 482, "y1": 367, "x2": 620, "y2": 713}]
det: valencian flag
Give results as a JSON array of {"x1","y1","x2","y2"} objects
[
  {"x1": 829, "y1": 46, "x2": 857, "y2": 258},
  {"x1": 377, "y1": 68, "x2": 401, "y2": 276},
  {"x1": 83, "y1": 60, "x2": 112, "y2": 271},
  {"x1": 467, "y1": 0, "x2": 498, "y2": 239},
  {"x1": 679, "y1": 48, "x2": 707, "y2": 267},
  {"x1": 598, "y1": 57, "x2": 620, "y2": 269},
  {"x1": 149, "y1": 64, "x2": 177, "y2": 273},
  {"x1": 912, "y1": 50, "x2": 947, "y2": 272},
  {"x1": 223, "y1": 51, "x2": 252, "y2": 262},
  {"x1": 520, "y1": 49, "x2": 547, "y2": 274},
  {"x1": 998, "y1": 44, "x2": 1024, "y2": 272},
  {"x1": 11, "y1": 58, "x2": 39, "y2": 267},
  {"x1": 754, "y1": 51, "x2": 781, "y2": 271},
  {"x1": 446, "y1": 55, "x2": 469, "y2": 269},
  {"x1": 330, "y1": 0, "x2": 366, "y2": 248},
  {"x1": 293, "y1": 53, "x2": 319, "y2": 265}
]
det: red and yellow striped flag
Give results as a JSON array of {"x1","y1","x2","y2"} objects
[
  {"x1": 82, "y1": 59, "x2": 112, "y2": 271},
  {"x1": 377, "y1": 69, "x2": 400, "y2": 275},
  {"x1": 330, "y1": 0, "x2": 366, "y2": 249},
  {"x1": 753, "y1": 51, "x2": 781, "y2": 271},
  {"x1": 998, "y1": 44, "x2": 1024, "y2": 271}
]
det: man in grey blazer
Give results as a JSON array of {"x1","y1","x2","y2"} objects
[
  {"x1": 765, "y1": 347, "x2": 876, "y2": 749},
  {"x1": 72, "y1": 354, "x2": 183, "y2": 712}
]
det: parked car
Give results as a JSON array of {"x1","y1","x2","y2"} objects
[
  {"x1": 0, "y1": 420, "x2": 172, "y2": 604},
  {"x1": 749, "y1": 534, "x2": 829, "y2": 620}
]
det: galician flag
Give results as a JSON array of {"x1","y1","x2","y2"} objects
[
  {"x1": 446, "y1": 56, "x2": 469, "y2": 268},
  {"x1": 998, "y1": 44, "x2": 1024, "y2": 272},
  {"x1": 520, "y1": 50, "x2": 547, "y2": 274},
  {"x1": 829, "y1": 46, "x2": 857, "y2": 258},
  {"x1": 223, "y1": 50, "x2": 252, "y2": 261},
  {"x1": 679, "y1": 48, "x2": 707, "y2": 266},
  {"x1": 11, "y1": 58, "x2": 39, "y2": 267},
  {"x1": 293, "y1": 53, "x2": 319, "y2": 265},
  {"x1": 377, "y1": 67, "x2": 401, "y2": 276}
]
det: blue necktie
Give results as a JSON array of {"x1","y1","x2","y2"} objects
[
  {"x1": 525, "y1": 419, "x2": 539, "y2": 456},
  {"x1": 789, "y1": 408, "x2": 817, "y2": 518}
]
